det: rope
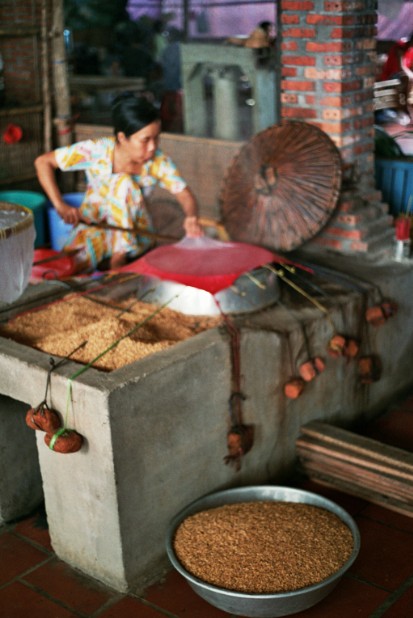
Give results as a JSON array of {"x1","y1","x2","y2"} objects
[{"x1": 266, "y1": 264, "x2": 336, "y2": 331}]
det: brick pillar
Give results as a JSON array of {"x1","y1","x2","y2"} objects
[
  {"x1": 279, "y1": 0, "x2": 394, "y2": 257},
  {"x1": 280, "y1": 0, "x2": 377, "y2": 185}
]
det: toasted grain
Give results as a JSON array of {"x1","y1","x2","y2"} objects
[
  {"x1": 0, "y1": 293, "x2": 220, "y2": 371},
  {"x1": 173, "y1": 501, "x2": 354, "y2": 594}
]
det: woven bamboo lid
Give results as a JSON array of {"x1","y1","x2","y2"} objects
[{"x1": 219, "y1": 121, "x2": 343, "y2": 252}]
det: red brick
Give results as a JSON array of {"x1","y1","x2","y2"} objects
[
  {"x1": 282, "y1": 27, "x2": 316, "y2": 38},
  {"x1": 281, "y1": 107, "x2": 317, "y2": 119},
  {"x1": 281, "y1": 93, "x2": 298, "y2": 103},
  {"x1": 353, "y1": 118, "x2": 374, "y2": 130},
  {"x1": 306, "y1": 41, "x2": 351, "y2": 53},
  {"x1": 327, "y1": 226, "x2": 364, "y2": 240},
  {"x1": 323, "y1": 108, "x2": 348, "y2": 120},
  {"x1": 349, "y1": 240, "x2": 369, "y2": 251},
  {"x1": 281, "y1": 79, "x2": 316, "y2": 91},
  {"x1": 283, "y1": 55, "x2": 316, "y2": 66},
  {"x1": 281, "y1": 0, "x2": 315, "y2": 9},
  {"x1": 354, "y1": 90, "x2": 375, "y2": 103},
  {"x1": 320, "y1": 95, "x2": 352, "y2": 106},
  {"x1": 305, "y1": 67, "x2": 351, "y2": 80},
  {"x1": 336, "y1": 213, "x2": 363, "y2": 226},
  {"x1": 326, "y1": 54, "x2": 357, "y2": 66},
  {"x1": 325, "y1": 80, "x2": 364, "y2": 93},
  {"x1": 356, "y1": 38, "x2": 376, "y2": 51},
  {"x1": 281, "y1": 40, "x2": 299, "y2": 51},
  {"x1": 314, "y1": 120, "x2": 347, "y2": 135},
  {"x1": 281, "y1": 14, "x2": 300, "y2": 25},
  {"x1": 324, "y1": 0, "x2": 345, "y2": 9},
  {"x1": 281, "y1": 67, "x2": 298, "y2": 77},
  {"x1": 356, "y1": 66, "x2": 376, "y2": 77},
  {"x1": 306, "y1": 15, "x2": 355, "y2": 26},
  {"x1": 310, "y1": 236, "x2": 346, "y2": 250},
  {"x1": 305, "y1": 94, "x2": 316, "y2": 105},
  {"x1": 354, "y1": 142, "x2": 375, "y2": 156},
  {"x1": 324, "y1": 1, "x2": 366, "y2": 11}
]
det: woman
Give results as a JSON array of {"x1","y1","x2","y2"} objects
[{"x1": 35, "y1": 93, "x2": 202, "y2": 272}]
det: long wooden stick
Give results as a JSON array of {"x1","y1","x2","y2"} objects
[
  {"x1": 78, "y1": 216, "x2": 230, "y2": 243},
  {"x1": 300, "y1": 421, "x2": 413, "y2": 473},
  {"x1": 78, "y1": 218, "x2": 178, "y2": 243}
]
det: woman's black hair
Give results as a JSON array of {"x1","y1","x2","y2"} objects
[
  {"x1": 111, "y1": 92, "x2": 160, "y2": 137},
  {"x1": 259, "y1": 21, "x2": 272, "y2": 32}
]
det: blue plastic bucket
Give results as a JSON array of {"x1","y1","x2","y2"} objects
[
  {"x1": 375, "y1": 158, "x2": 413, "y2": 216},
  {"x1": 0, "y1": 190, "x2": 47, "y2": 248},
  {"x1": 47, "y1": 193, "x2": 84, "y2": 251}
]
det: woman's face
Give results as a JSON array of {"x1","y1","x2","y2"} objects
[{"x1": 119, "y1": 120, "x2": 161, "y2": 164}]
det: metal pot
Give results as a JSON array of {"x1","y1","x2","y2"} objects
[{"x1": 135, "y1": 265, "x2": 279, "y2": 316}]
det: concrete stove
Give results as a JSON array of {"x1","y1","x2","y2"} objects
[{"x1": 1, "y1": 254, "x2": 413, "y2": 592}]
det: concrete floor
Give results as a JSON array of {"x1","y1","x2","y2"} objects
[{"x1": 1, "y1": 389, "x2": 413, "y2": 617}]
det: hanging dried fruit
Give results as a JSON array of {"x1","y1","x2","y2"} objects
[
  {"x1": 327, "y1": 334, "x2": 347, "y2": 357},
  {"x1": 298, "y1": 357, "x2": 326, "y2": 382},
  {"x1": 25, "y1": 402, "x2": 62, "y2": 433},
  {"x1": 224, "y1": 424, "x2": 254, "y2": 471},
  {"x1": 343, "y1": 338, "x2": 360, "y2": 359},
  {"x1": 44, "y1": 428, "x2": 83, "y2": 454},
  {"x1": 358, "y1": 355, "x2": 382, "y2": 384},
  {"x1": 365, "y1": 300, "x2": 398, "y2": 326},
  {"x1": 284, "y1": 377, "x2": 306, "y2": 399}
]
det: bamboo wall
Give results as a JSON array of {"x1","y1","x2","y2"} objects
[{"x1": 0, "y1": 0, "x2": 56, "y2": 188}]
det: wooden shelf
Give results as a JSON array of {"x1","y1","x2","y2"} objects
[
  {"x1": 0, "y1": 105, "x2": 43, "y2": 117},
  {"x1": 0, "y1": 27, "x2": 41, "y2": 38}
]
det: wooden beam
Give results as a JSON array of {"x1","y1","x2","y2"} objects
[{"x1": 296, "y1": 421, "x2": 413, "y2": 518}]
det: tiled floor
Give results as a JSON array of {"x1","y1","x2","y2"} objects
[{"x1": 1, "y1": 392, "x2": 413, "y2": 617}]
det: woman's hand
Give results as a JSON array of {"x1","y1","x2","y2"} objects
[
  {"x1": 183, "y1": 215, "x2": 204, "y2": 238},
  {"x1": 175, "y1": 188, "x2": 204, "y2": 237},
  {"x1": 55, "y1": 202, "x2": 82, "y2": 226},
  {"x1": 35, "y1": 151, "x2": 81, "y2": 226}
]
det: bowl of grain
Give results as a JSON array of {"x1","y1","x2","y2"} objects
[{"x1": 166, "y1": 485, "x2": 360, "y2": 617}]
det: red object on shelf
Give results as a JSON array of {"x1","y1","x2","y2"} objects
[
  {"x1": 395, "y1": 217, "x2": 411, "y2": 240},
  {"x1": 2, "y1": 123, "x2": 23, "y2": 144}
]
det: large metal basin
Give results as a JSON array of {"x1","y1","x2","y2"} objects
[
  {"x1": 135, "y1": 266, "x2": 280, "y2": 316},
  {"x1": 166, "y1": 485, "x2": 360, "y2": 617}
]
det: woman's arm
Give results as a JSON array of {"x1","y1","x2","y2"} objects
[
  {"x1": 174, "y1": 186, "x2": 203, "y2": 237},
  {"x1": 34, "y1": 151, "x2": 81, "y2": 225}
]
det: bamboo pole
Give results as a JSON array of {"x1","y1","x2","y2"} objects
[
  {"x1": 40, "y1": 0, "x2": 52, "y2": 152},
  {"x1": 51, "y1": 0, "x2": 72, "y2": 149}
]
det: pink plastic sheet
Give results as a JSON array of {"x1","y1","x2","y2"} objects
[{"x1": 120, "y1": 237, "x2": 276, "y2": 294}]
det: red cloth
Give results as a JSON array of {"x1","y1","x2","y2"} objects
[
  {"x1": 31, "y1": 249, "x2": 76, "y2": 280},
  {"x1": 379, "y1": 40, "x2": 413, "y2": 81}
]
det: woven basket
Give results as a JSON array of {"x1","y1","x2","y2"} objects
[{"x1": 0, "y1": 201, "x2": 35, "y2": 303}]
